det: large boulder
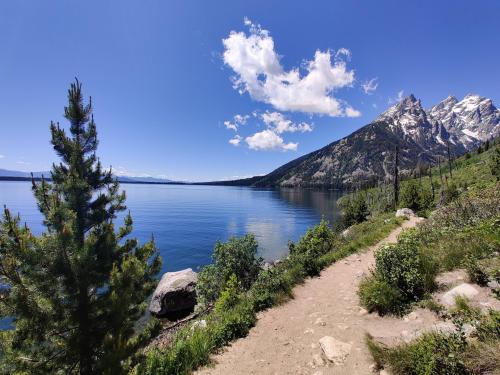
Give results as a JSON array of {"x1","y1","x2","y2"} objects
[
  {"x1": 396, "y1": 208, "x2": 416, "y2": 218},
  {"x1": 149, "y1": 268, "x2": 198, "y2": 317},
  {"x1": 441, "y1": 283, "x2": 479, "y2": 307}
]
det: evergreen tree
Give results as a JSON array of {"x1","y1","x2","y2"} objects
[{"x1": 0, "y1": 80, "x2": 161, "y2": 374}]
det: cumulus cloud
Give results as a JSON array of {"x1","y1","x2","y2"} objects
[
  {"x1": 229, "y1": 135, "x2": 243, "y2": 146},
  {"x1": 362, "y1": 77, "x2": 378, "y2": 95},
  {"x1": 245, "y1": 129, "x2": 297, "y2": 151},
  {"x1": 261, "y1": 111, "x2": 312, "y2": 134},
  {"x1": 224, "y1": 114, "x2": 249, "y2": 131},
  {"x1": 222, "y1": 19, "x2": 359, "y2": 117}
]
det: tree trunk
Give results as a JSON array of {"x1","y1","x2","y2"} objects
[{"x1": 393, "y1": 145, "x2": 399, "y2": 209}]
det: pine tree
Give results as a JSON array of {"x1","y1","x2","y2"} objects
[{"x1": 0, "y1": 79, "x2": 161, "y2": 374}]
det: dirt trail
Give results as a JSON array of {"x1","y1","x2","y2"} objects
[{"x1": 196, "y1": 216, "x2": 438, "y2": 375}]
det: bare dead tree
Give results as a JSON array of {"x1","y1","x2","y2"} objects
[{"x1": 393, "y1": 144, "x2": 399, "y2": 209}]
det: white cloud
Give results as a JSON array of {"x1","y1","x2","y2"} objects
[
  {"x1": 222, "y1": 19, "x2": 359, "y2": 117},
  {"x1": 224, "y1": 114, "x2": 249, "y2": 131},
  {"x1": 0, "y1": 154, "x2": 4, "y2": 159},
  {"x1": 16, "y1": 160, "x2": 30, "y2": 166},
  {"x1": 229, "y1": 135, "x2": 242, "y2": 146},
  {"x1": 245, "y1": 129, "x2": 297, "y2": 151},
  {"x1": 388, "y1": 90, "x2": 405, "y2": 104},
  {"x1": 261, "y1": 111, "x2": 313, "y2": 133},
  {"x1": 362, "y1": 77, "x2": 378, "y2": 95},
  {"x1": 372, "y1": 103, "x2": 378, "y2": 108}
]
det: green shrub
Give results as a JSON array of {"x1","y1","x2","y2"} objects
[
  {"x1": 375, "y1": 239, "x2": 437, "y2": 302},
  {"x1": 359, "y1": 229, "x2": 438, "y2": 315},
  {"x1": 196, "y1": 234, "x2": 262, "y2": 307},
  {"x1": 214, "y1": 274, "x2": 243, "y2": 314},
  {"x1": 289, "y1": 220, "x2": 336, "y2": 276},
  {"x1": 399, "y1": 180, "x2": 434, "y2": 212},
  {"x1": 449, "y1": 296, "x2": 481, "y2": 323},
  {"x1": 138, "y1": 300, "x2": 256, "y2": 375},
  {"x1": 400, "y1": 180, "x2": 421, "y2": 211},
  {"x1": 249, "y1": 265, "x2": 293, "y2": 311},
  {"x1": 340, "y1": 193, "x2": 370, "y2": 227},
  {"x1": 366, "y1": 332, "x2": 469, "y2": 375},
  {"x1": 358, "y1": 275, "x2": 404, "y2": 315},
  {"x1": 463, "y1": 255, "x2": 490, "y2": 286},
  {"x1": 442, "y1": 182, "x2": 460, "y2": 204}
]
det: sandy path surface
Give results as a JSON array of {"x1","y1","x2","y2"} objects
[{"x1": 196, "y1": 216, "x2": 438, "y2": 375}]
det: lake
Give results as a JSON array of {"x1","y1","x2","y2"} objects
[{"x1": 0, "y1": 181, "x2": 343, "y2": 274}]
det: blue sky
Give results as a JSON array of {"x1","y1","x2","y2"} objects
[{"x1": 1, "y1": 1, "x2": 499, "y2": 181}]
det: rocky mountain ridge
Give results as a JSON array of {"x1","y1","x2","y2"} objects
[{"x1": 247, "y1": 94, "x2": 500, "y2": 187}]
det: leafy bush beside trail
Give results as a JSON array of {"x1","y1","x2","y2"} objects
[{"x1": 196, "y1": 234, "x2": 262, "y2": 308}]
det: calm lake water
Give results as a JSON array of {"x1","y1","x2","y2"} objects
[{"x1": 0, "y1": 181, "x2": 342, "y2": 273}]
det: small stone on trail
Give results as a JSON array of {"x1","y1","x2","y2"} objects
[
  {"x1": 314, "y1": 317, "x2": 326, "y2": 326},
  {"x1": 319, "y1": 336, "x2": 352, "y2": 365}
]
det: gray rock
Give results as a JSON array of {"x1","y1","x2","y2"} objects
[
  {"x1": 441, "y1": 283, "x2": 479, "y2": 307},
  {"x1": 149, "y1": 268, "x2": 197, "y2": 316},
  {"x1": 487, "y1": 280, "x2": 500, "y2": 289},
  {"x1": 319, "y1": 336, "x2": 352, "y2": 365},
  {"x1": 395, "y1": 208, "x2": 416, "y2": 218}
]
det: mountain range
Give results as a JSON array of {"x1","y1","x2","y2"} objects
[
  {"x1": 235, "y1": 94, "x2": 499, "y2": 187},
  {"x1": 0, "y1": 169, "x2": 175, "y2": 184}
]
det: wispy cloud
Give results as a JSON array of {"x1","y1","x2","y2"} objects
[
  {"x1": 222, "y1": 18, "x2": 360, "y2": 117},
  {"x1": 388, "y1": 90, "x2": 405, "y2": 104},
  {"x1": 361, "y1": 77, "x2": 378, "y2": 95},
  {"x1": 0, "y1": 154, "x2": 4, "y2": 159},
  {"x1": 228, "y1": 135, "x2": 242, "y2": 146},
  {"x1": 224, "y1": 114, "x2": 249, "y2": 131}
]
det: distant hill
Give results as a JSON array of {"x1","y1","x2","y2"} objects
[
  {"x1": 0, "y1": 169, "x2": 176, "y2": 184},
  {"x1": 234, "y1": 94, "x2": 500, "y2": 188}
]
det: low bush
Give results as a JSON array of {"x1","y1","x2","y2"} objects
[
  {"x1": 358, "y1": 275, "x2": 405, "y2": 316},
  {"x1": 359, "y1": 230, "x2": 438, "y2": 315},
  {"x1": 249, "y1": 265, "x2": 294, "y2": 311},
  {"x1": 400, "y1": 180, "x2": 435, "y2": 213},
  {"x1": 288, "y1": 220, "x2": 336, "y2": 276},
  {"x1": 375, "y1": 239, "x2": 437, "y2": 302},
  {"x1": 196, "y1": 234, "x2": 263, "y2": 307},
  {"x1": 339, "y1": 193, "x2": 370, "y2": 227},
  {"x1": 366, "y1": 331, "x2": 469, "y2": 375},
  {"x1": 138, "y1": 299, "x2": 256, "y2": 375}
]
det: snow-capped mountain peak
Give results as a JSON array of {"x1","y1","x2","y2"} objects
[{"x1": 428, "y1": 93, "x2": 500, "y2": 147}]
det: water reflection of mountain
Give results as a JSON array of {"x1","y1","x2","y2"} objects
[{"x1": 273, "y1": 188, "x2": 344, "y2": 224}]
